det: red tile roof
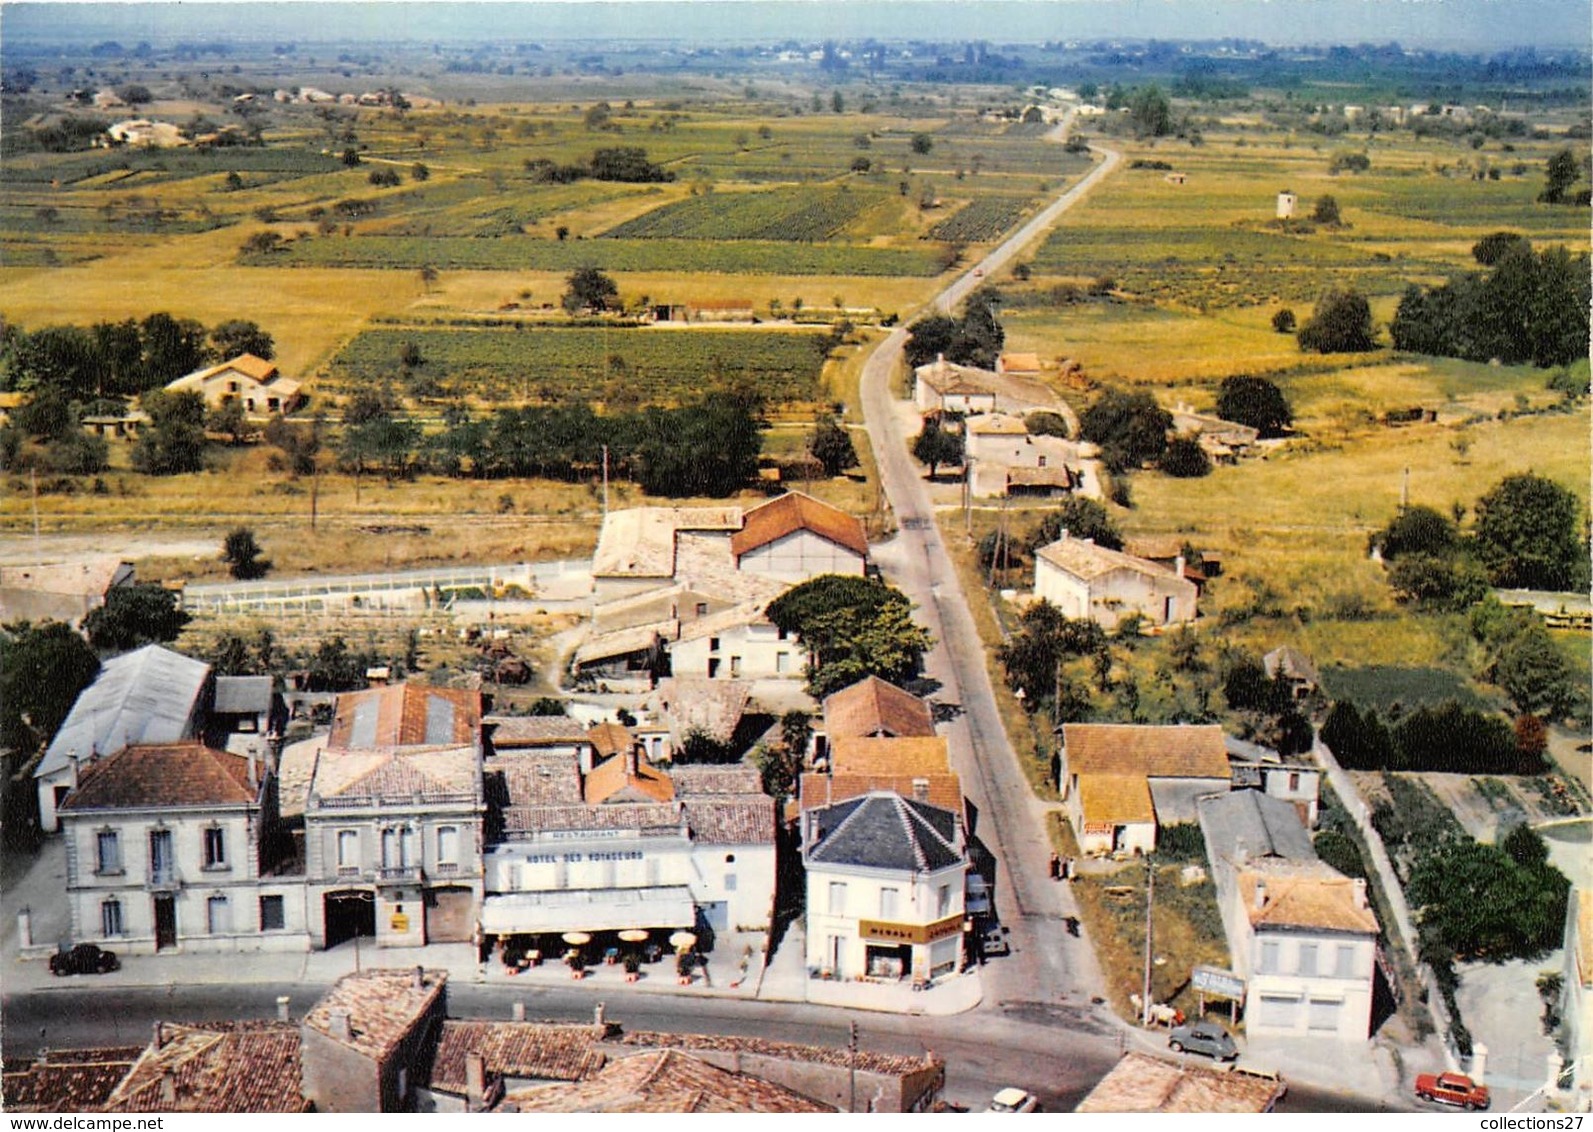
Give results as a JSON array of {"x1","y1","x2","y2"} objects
[
  {"x1": 503, "y1": 1049, "x2": 832, "y2": 1113},
  {"x1": 584, "y1": 753, "x2": 675, "y2": 805},
  {"x1": 103, "y1": 1023, "x2": 305, "y2": 1113},
  {"x1": 426, "y1": 1021, "x2": 607, "y2": 1094},
  {"x1": 60, "y1": 743, "x2": 256, "y2": 812},
  {"x1": 1061, "y1": 724, "x2": 1230, "y2": 780},
  {"x1": 328, "y1": 683, "x2": 481, "y2": 749},
  {"x1": 302, "y1": 969, "x2": 447, "y2": 1061},
  {"x1": 1, "y1": 1048, "x2": 144, "y2": 1112},
  {"x1": 730, "y1": 492, "x2": 868, "y2": 560},
  {"x1": 798, "y1": 770, "x2": 963, "y2": 815},
  {"x1": 613, "y1": 1031, "x2": 943, "y2": 1078},
  {"x1": 821, "y1": 676, "x2": 936, "y2": 741}
]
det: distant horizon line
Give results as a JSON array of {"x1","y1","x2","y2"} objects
[{"x1": 3, "y1": 0, "x2": 1589, "y2": 54}]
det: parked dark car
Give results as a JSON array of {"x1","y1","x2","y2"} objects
[
  {"x1": 49, "y1": 942, "x2": 120, "y2": 976},
  {"x1": 1168, "y1": 1021, "x2": 1238, "y2": 1061}
]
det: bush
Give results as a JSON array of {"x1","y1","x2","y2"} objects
[
  {"x1": 1158, "y1": 435, "x2": 1211, "y2": 477},
  {"x1": 1215, "y1": 375, "x2": 1293, "y2": 437},
  {"x1": 1314, "y1": 829, "x2": 1368, "y2": 880},
  {"x1": 1270, "y1": 308, "x2": 1296, "y2": 333},
  {"x1": 1297, "y1": 289, "x2": 1377, "y2": 353}
]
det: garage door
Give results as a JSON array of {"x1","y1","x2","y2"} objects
[
  {"x1": 1308, "y1": 997, "x2": 1343, "y2": 1034},
  {"x1": 427, "y1": 887, "x2": 475, "y2": 943},
  {"x1": 1256, "y1": 994, "x2": 1301, "y2": 1029}
]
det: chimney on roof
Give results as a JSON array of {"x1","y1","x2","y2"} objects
[
  {"x1": 1254, "y1": 880, "x2": 1268, "y2": 912},
  {"x1": 626, "y1": 746, "x2": 638, "y2": 778},
  {"x1": 411, "y1": 965, "x2": 425, "y2": 991},
  {"x1": 730, "y1": 1050, "x2": 742, "y2": 1074},
  {"x1": 68, "y1": 751, "x2": 80, "y2": 790},
  {"x1": 159, "y1": 1069, "x2": 176, "y2": 1105},
  {"x1": 1235, "y1": 838, "x2": 1249, "y2": 866},
  {"x1": 593, "y1": 1002, "x2": 606, "y2": 1028},
  {"x1": 912, "y1": 777, "x2": 930, "y2": 803},
  {"x1": 465, "y1": 1052, "x2": 487, "y2": 1112},
  {"x1": 1354, "y1": 878, "x2": 1368, "y2": 910},
  {"x1": 1059, "y1": 528, "x2": 1069, "y2": 542},
  {"x1": 247, "y1": 744, "x2": 259, "y2": 791},
  {"x1": 1174, "y1": 554, "x2": 1186, "y2": 580},
  {"x1": 328, "y1": 1008, "x2": 353, "y2": 1042},
  {"x1": 151, "y1": 1022, "x2": 164, "y2": 1050},
  {"x1": 276, "y1": 996, "x2": 291, "y2": 1022},
  {"x1": 512, "y1": 1001, "x2": 526, "y2": 1023}
]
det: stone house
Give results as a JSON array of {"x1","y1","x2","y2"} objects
[
  {"x1": 1033, "y1": 532, "x2": 1198, "y2": 631},
  {"x1": 163, "y1": 353, "x2": 304, "y2": 417}
]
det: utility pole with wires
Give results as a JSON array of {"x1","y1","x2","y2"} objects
[
  {"x1": 847, "y1": 1020, "x2": 858, "y2": 1113},
  {"x1": 601, "y1": 443, "x2": 610, "y2": 523},
  {"x1": 1141, "y1": 857, "x2": 1155, "y2": 1026}
]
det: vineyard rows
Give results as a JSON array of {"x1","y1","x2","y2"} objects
[
  {"x1": 602, "y1": 187, "x2": 878, "y2": 241},
  {"x1": 326, "y1": 325, "x2": 832, "y2": 404},
  {"x1": 927, "y1": 196, "x2": 1037, "y2": 243},
  {"x1": 249, "y1": 234, "x2": 945, "y2": 276}
]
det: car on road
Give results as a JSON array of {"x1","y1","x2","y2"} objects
[
  {"x1": 979, "y1": 923, "x2": 1010, "y2": 958},
  {"x1": 49, "y1": 942, "x2": 120, "y2": 976},
  {"x1": 986, "y1": 1087, "x2": 1040, "y2": 1112},
  {"x1": 1168, "y1": 1021, "x2": 1238, "y2": 1061},
  {"x1": 1415, "y1": 1072, "x2": 1490, "y2": 1110}
]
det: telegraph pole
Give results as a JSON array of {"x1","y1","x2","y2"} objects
[
  {"x1": 1141, "y1": 857, "x2": 1155, "y2": 1026},
  {"x1": 848, "y1": 1020, "x2": 858, "y2": 1113},
  {"x1": 601, "y1": 443, "x2": 610, "y2": 522}
]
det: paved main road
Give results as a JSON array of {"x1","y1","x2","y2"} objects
[{"x1": 858, "y1": 118, "x2": 1122, "y2": 1015}]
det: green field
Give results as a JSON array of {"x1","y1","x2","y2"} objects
[
  {"x1": 927, "y1": 195, "x2": 1039, "y2": 242},
  {"x1": 601, "y1": 186, "x2": 881, "y2": 241},
  {"x1": 325, "y1": 324, "x2": 835, "y2": 402},
  {"x1": 246, "y1": 232, "x2": 946, "y2": 275}
]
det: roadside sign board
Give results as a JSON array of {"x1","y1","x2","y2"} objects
[{"x1": 1192, "y1": 965, "x2": 1245, "y2": 1000}]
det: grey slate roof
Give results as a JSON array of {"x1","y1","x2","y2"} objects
[
  {"x1": 805, "y1": 792, "x2": 962, "y2": 872},
  {"x1": 38, "y1": 645, "x2": 210, "y2": 779},
  {"x1": 1197, "y1": 790, "x2": 1315, "y2": 865},
  {"x1": 213, "y1": 675, "x2": 273, "y2": 715}
]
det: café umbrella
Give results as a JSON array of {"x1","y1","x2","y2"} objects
[
  {"x1": 669, "y1": 931, "x2": 697, "y2": 951},
  {"x1": 562, "y1": 931, "x2": 592, "y2": 946},
  {"x1": 618, "y1": 929, "x2": 649, "y2": 943}
]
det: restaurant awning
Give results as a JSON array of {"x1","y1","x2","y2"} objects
[{"x1": 480, "y1": 886, "x2": 695, "y2": 935}]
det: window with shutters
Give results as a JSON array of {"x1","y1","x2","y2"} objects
[
  {"x1": 203, "y1": 826, "x2": 227, "y2": 869},
  {"x1": 101, "y1": 899, "x2": 124, "y2": 937},
  {"x1": 95, "y1": 829, "x2": 122, "y2": 875},
  {"x1": 260, "y1": 894, "x2": 285, "y2": 931},
  {"x1": 207, "y1": 895, "x2": 231, "y2": 935},
  {"x1": 1335, "y1": 944, "x2": 1356, "y2": 977},
  {"x1": 1308, "y1": 997, "x2": 1342, "y2": 1032},
  {"x1": 1298, "y1": 943, "x2": 1318, "y2": 976},
  {"x1": 337, "y1": 829, "x2": 359, "y2": 874},
  {"x1": 879, "y1": 887, "x2": 900, "y2": 919},
  {"x1": 1259, "y1": 940, "x2": 1280, "y2": 974},
  {"x1": 436, "y1": 826, "x2": 460, "y2": 872},
  {"x1": 828, "y1": 881, "x2": 847, "y2": 915}
]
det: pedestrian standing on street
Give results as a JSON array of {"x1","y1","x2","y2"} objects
[{"x1": 1049, "y1": 852, "x2": 1061, "y2": 880}]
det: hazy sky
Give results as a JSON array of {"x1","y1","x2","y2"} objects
[{"x1": 2, "y1": 0, "x2": 1588, "y2": 51}]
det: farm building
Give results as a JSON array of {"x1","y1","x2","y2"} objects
[
  {"x1": 810, "y1": 675, "x2": 936, "y2": 764},
  {"x1": 1076, "y1": 1052, "x2": 1284, "y2": 1112},
  {"x1": 1057, "y1": 723, "x2": 1231, "y2": 856},
  {"x1": 995, "y1": 352, "x2": 1042, "y2": 376},
  {"x1": 731, "y1": 491, "x2": 868, "y2": 581},
  {"x1": 1033, "y1": 532, "x2": 1197, "y2": 631},
  {"x1": 164, "y1": 353, "x2": 304, "y2": 416},
  {"x1": 0, "y1": 556, "x2": 134, "y2": 629},
  {"x1": 912, "y1": 356, "x2": 1000, "y2": 415}
]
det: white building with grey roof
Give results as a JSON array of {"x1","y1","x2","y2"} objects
[
  {"x1": 36, "y1": 644, "x2": 213, "y2": 833},
  {"x1": 800, "y1": 792, "x2": 968, "y2": 987}
]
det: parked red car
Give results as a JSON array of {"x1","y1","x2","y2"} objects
[{"x1": 1415, "y1": 1072, "x2": 1490, "y2": 1110}]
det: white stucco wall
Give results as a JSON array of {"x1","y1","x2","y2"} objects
[
  {"x1": 737, "y1": 530, "x2": 865, "y2": 582},
  {"x1": 804, "y1": 860, "x2": 967, "y2": 981},
  {"x1": 668, "y1": 622, "x2": 801, "y2": 680}
]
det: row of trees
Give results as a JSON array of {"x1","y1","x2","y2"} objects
[
  {"x1": 903, "y1": 289, "x2": 1005, "y2": 371},
  {"x1": 1374, "y1": 472, "x2": 1590, "y2": 601},
  {"x1": 1390, "y1": 235, "x2": 1590, "y2": 368},
  {"x1": 1322, "y1": 698, "x2": 1543, "y2": 775},
  {"x1": 2, "y1": 314, "x2": 274, "y2": 400},
  {"x1": 322, "y1": 390, "x2": 767, "y2": 498},
  {"x1": 523, "y1": 145, "x2": 674, "y2": 185}
]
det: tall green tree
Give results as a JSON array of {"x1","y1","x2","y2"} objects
[
  {"x1": 767, "y1": 575, "x2": 932, "y2": 698},
  {"x1": 808, "y1": 415, "x2": 859, "y2": 477},
  {"x1": 1473, "y1": 472, "x2": 1588, "y2": 591},
  {"x1": 0, "y1": 620, "x2": 99, "y2": 754},
  {"x1": 82, "y1": 584, "x2": 190, "y2": 651},
  {"x1": 911, "y1": 418, "x2": 964, "y2": 477},
  {"x1": 1539, "y1": 147, "x2": 1581, "y2": 204},
  {"x1": 132, "y1": 390, "x2": 207, "y2": 474},
  {"x1": 1079, "y1": 387, "x2": 1171, "y2": 473},
  {"x1": 1027, "y1": 496, "x2": 1123, "y2": 551},
  {"x1": 1215, "y1": 375, "x2": 1293, "y2": 437},
  {"x1": 561, "y1": 266, "x2": 619, "y2": 313},
  {"x1": 222, "y1": 527, "x2": 271, "y2": 580},
  {"x1": 208, "y1": 319, "x2": 274, "y2": 361},
  {"x1": 1297, "y1": 289, "x2": 1377, "y2": 353}
]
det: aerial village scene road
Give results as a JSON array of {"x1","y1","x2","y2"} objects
[{"x1": 0, "y1": 0, "x2": 1589, "y2": 1117}]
